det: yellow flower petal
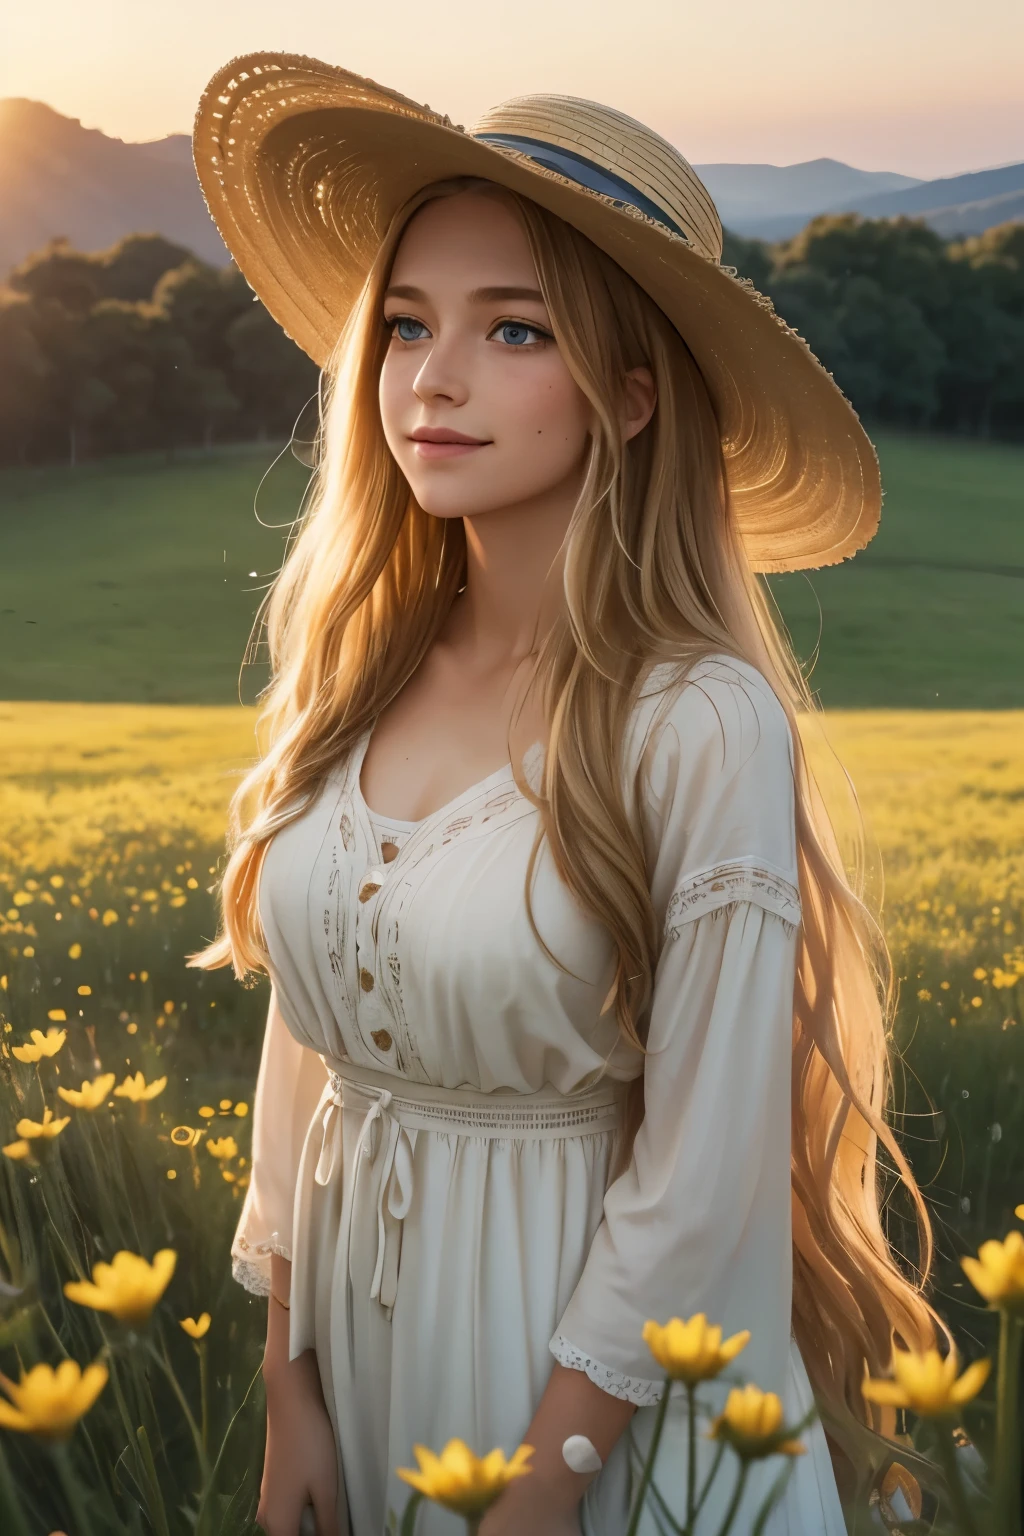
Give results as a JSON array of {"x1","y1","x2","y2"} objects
[
  {"x1": 180, "y1": 1313, "x2": 211, "y2": 1340},
  {"x1": 64, "y1": 1248, "x2": 177, "y2": 1326}
]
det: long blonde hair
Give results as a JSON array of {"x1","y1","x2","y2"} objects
[{"x1": 193, "y1": 176, "x2": 940, "y2": 1490}]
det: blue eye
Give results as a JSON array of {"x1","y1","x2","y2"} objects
[
  {"x1": 392, "y1": 317, "x2": 428, "y2": 342},
  {"x1": 496, "y1": 322, "x2": 540, "y2": 346}
]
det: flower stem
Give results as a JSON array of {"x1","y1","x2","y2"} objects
[
  {"x1": 994, "y1": 1311, "x2": 1023, "y2": 1536},
  {"x1": 51, "y1": 1439, "x2": 96, "y2": 1536},
  {"x1": 625, "y1": 1379, "x2": 672, "y2": 1536},
  {"x1": 0, "y1": 1437, "x2": 33, "y2": 1536},
  {"x1": 686, "y1": 1383, "x2": 696, "y2": 1534},
  {"x1": 399, "y1": 1489, "x2": 425, "y2": 1536},
  {"x1": 145, "y1": 1334, "x2": 210, "y2": 1481},
  {"x1": 198, "y1": 1339, "x2": 209, "y2": 1463},
  {"x1": 711, "y1": 1460, "x2": 748, "y2": 1536},
  {"x1": 935, "y1": 1425, "x2": 981, "y2": 1536}
]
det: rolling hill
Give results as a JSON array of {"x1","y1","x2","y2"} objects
[{"x1": 1, "y1": 97, "x2": 1020, "y2": 275}]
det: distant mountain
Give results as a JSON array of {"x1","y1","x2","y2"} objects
[
  {"x1": 1, "y1": 98, "x2": 1021, "y2": 277},
  {"x1": 695, "y1": 158, "x2": 922, "y2": 235},
  {"x1": 729, "y1": 159, "x2": 1024, "y2": 242},
  {"x1": 0, "y1": 98, "x2": 227, "y2": 276}
]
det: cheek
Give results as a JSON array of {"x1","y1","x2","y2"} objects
[{"x1": 498, "y1": 356, "x2": 591, "y2": 457}]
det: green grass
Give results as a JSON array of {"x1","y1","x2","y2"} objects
[
  {"x1": 0, "y1": 443, "x2": 304, "y2": 704},
  {"x1": 0, "y1": 431, "x2": 1021, "y2": 706},
  {"x1": 767, "y1": 432, "x2": 1024, "y2": 708}
]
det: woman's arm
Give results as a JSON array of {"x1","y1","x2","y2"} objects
[
  {"x1": 479, "y1": 1363, "x2": 635, "y2": 1531},
  {"x1": 259, "y1": 1254, "x2": 347, "y2": 1536}
]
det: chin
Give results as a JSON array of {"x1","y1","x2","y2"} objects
[{"x1": 409, "y1": 482, "x2": 514, "y2": 520}]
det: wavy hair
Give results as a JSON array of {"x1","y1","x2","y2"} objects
[{"x1": 191, "y1": 175, "x2": 942, "y2": 1493}]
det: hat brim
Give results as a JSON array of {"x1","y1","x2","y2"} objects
[{"x1": 193, "y1": 53, "x2": 880, "y2": 574}]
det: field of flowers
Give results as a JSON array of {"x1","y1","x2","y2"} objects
[{"x1": 1, "y1": 701, "x2": 1022, "y2": 1533}]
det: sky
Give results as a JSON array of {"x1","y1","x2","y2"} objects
[{"x1": 3, "y1": 0, "x2": 1023, "y2": 180}]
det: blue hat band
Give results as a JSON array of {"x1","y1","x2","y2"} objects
[{"x1": 473, "y1": 132, "x2": 688, "y2": 242}]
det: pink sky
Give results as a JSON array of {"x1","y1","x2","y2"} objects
[{"x1": 3, "y1": 0, "x2": 1022, "y2": 179}]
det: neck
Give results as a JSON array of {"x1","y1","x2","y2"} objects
[{"x1": 447, "y1": 473, "x2": 580, "y2": 665}]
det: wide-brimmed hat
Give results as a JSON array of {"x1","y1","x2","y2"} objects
[{"x1": 193, "y1": 53, "x2": 881, "y2": 573}]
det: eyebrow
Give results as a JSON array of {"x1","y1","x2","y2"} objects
[{"x1": 384, "y1": 284, "x2": 546, "y2": 304}]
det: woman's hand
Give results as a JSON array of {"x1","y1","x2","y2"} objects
[
  {"x1": 258, "y1": 1257, "x2": 347, "y2": 1536},
  {"x1": 258, "y1": 1347, "x2": 345, "y2": 1536}
]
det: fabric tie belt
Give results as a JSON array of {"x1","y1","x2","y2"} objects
[{"x1": 311, "y1": 1056, "x2": 627, "y2": 1344}]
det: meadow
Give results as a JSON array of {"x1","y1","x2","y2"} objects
[
  {"x1": 1, "y1": 432, "x2": 1023, "y2": 708},
  {"x1": 0, "y1": 431, "x2": 1022, "y2": 1532}
]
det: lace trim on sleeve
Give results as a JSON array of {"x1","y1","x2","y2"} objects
[
  {"x1": 549, "y1": 1332, "x2": 667, "y2": 1407},
  {"x1": 230, "y1": 1231, "x2": 292, "y2": 1298},
  {"x1": 665, "y1": 858, "x2": 802, "y2": 941}
]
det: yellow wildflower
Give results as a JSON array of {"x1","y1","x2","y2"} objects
[
  {"x1": 0, "y1": 1358, "x2": 108, "y2": 1441},
  {"x1": 198, "y1": 1106, "x2": 215, "y2": 1118},
  {"x1": 101, "y1": 909, "x2": 118, "y2": 926},
  {"x1": 709, "y1": 1385, "x2": 805, "y2": 1458},
  {"x1": 396, "y1": 1437, "x2": 534, "y2": 1517},
  {"x1": 16, "y1": 1107, "x2": 71, "y2": 1140},
  {"x1": 57, "y1": 1072, "x2": 116, "y2": 1111},
  {"x1": 68, "y1": 943, "x2": 82, "y2": 959},
  {"x1": 180, "y1": 1313, "x2": 211, "y2": 1340},
  {"x1": 233, "y1": 1102, "x2": 249, "y2": 1117},
  {"x1": 1016, "y1": 1204, "x2": 1024, "y2": 1221},
  {"x1": 64, "y1": 1248, "x2": 177, "y2": 1326},
  {"x1": 113, "y1": 1071, "x2": 167, "y2": 1103},
  {"x1": 46, "y1": 1010, "x2": 67, "y2": 1024},
  {"x1": 642, "y1": 1313, "x2": 750, "y2": 1385},
  {"x1": 206, "y1": 1136, "x2": 238, "y2": 1161},
  {"x1": 2, "y1": 1140, "x2": 32, "y2": 1160},
  {"x1": 961, "y1": 1231, "x2": 1024, "y2": 1315},
  {"x1": 13, "y1": 1026, "x2": 67, "y2": 1062},
  {"x1": 862, "y1": 1346, "x2": 990, "y2": 1418},
  {"x1": 50, "y1": 875, "x2": 65, "y2": 888}
]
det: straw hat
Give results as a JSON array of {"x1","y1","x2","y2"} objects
[{"x1": 193, "y1": 53, "x2": 881, "y2": 573}]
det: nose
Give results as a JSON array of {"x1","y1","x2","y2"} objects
[{"x1": 412, "y1": 335, "x2": 471, "y2": 408}]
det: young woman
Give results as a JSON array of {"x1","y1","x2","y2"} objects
[{"x1": 192, "y1": 56, "x2": 940, "y2": 1536}]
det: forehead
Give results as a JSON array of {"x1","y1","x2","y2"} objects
[{"x1": 388, "y1": 190, "x2": 538, "y2": 285}]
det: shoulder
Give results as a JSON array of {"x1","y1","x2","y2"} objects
[
  {"x1": 627, "y1": 652, "x2": 801, "y2": 907},
  {"x1": 633, "y1": 651, "x2": 796, "y2": 793}
]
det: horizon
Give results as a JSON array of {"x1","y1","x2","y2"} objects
[
  {"x1": 5, "y1": 95, "x2": 1022, "y2": 180},
  {"x1": 3, "y1": 1, "x2": 1023, "y2": 182}
]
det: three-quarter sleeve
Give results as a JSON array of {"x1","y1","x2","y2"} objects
[
  {"x1": 549, "y1": 657, "x2": 802, "y2": 1409},
  {"x1": 230, "y1": 987, "x2": 329, "y2": 1296}
]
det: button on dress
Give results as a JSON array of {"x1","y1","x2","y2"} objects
[{"x1": 230, "y1": 654, "x2": 848, "y2": 1535}]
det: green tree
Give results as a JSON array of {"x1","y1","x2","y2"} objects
[
  {"x1": 225, "y1": 303, "x2": 321, "y2": 439},
  {"x1": 7, "y1": 236, "x2": 101, "y2": 314},
  {"x1": 95, "y1": 233, "x2": 197, "y2": 303},
  {"x1": 0, "y1": 290, "x2": 51, "y2": 463}
]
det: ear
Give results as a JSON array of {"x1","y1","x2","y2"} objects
[{"x1": 622, "y1": 365, "x2": 657, "y2": 442}]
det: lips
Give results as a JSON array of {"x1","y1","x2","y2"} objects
[
  {"x1": 409, "y1": 428, "x2": 490, "y2": 460},
  {"x1": 410, "y1": 428, "x2": 488, "y2": 444}
]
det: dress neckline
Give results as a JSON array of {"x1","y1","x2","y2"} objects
[{"x1": 352, "y1": 725, "x2": 540, "y2": 834}]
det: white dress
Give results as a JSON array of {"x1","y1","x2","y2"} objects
[{"x1": 231, "y1": 653, "x2": 848, "y2": 1536}]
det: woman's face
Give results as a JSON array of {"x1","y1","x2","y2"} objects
[{"x1": 378, "y1": 189, "x2": 595, "y2": 521}]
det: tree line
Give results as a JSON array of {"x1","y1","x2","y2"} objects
[{"x1": 0, "y1": 215, "x2": 1021, "y2": 467}]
